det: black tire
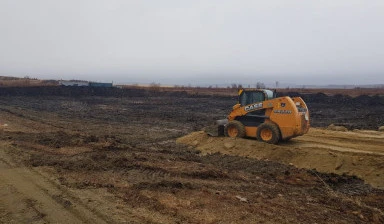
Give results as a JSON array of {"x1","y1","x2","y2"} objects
[
  {"x1": 256, "y1": 122, "x2": 280, "y2": 144},
  {"x1": 224, "y1": 120, "x2": 246, "y2": 138},
  {"x1": 281, "y1": 137, "x2": 292, "y2": 142}
]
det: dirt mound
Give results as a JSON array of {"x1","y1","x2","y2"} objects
[{"x1": 177, "y1": 128, "x2": 384, "y2": 189}]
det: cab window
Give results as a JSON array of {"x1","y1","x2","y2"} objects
[
  {"x1": 264, "y1": 90, "x2": 276, "y2": 100},
  {"x1": 239, "y1": 91, "x2": 265, "y2": 106}
]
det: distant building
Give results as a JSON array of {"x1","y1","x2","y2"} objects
[
  {"x1": 58, "y1": 80, "x2": 114, "y2": 87},
  {"x1": 89, "y1": 82, "x2": 113, "y2": 87},
  {"x1": 59, "y1": 80, "x2": 89, "y2": 86}
]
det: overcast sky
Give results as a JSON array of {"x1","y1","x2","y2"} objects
[{"x1": 0, "y1": 0, "x2": 383, "y2": 86}]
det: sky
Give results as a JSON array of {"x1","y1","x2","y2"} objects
[{"x1": 0, "y1": 0, "x2": 383, "y2": 86}]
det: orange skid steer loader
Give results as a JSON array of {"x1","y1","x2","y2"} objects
[{"x1": 216, "y1": 89, "x2": 310, "y2": 144}]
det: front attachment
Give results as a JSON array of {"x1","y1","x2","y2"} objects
[{"x1": 205, "y1": 119, "x2": 228, "y2": 137}]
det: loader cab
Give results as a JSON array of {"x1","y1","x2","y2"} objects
[
  {"x1": 238, "y1": 89, "x2": 276, "y2": 106},
  {"x1": 234, "y1": 89, "x2": 276, "y2": 127}
]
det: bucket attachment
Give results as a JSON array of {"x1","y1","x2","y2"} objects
[{"x1": 204, "y1": 119, "x2": 228, "y2": 137}]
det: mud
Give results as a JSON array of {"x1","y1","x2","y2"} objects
[{"x1": 0, "y1": 87, "x2": 383, "y2": 223}]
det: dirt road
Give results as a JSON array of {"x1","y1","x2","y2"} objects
[
  {"x1": 178, "y1": 128, "x2": 384, "y2": 189},
  {"x1": 0, "y1": 143, "x2": 111, "y2": 224}
]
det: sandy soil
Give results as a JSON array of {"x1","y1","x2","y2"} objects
[{"x1": 177, "y1": 128, "x2": 384, "y2": 189}]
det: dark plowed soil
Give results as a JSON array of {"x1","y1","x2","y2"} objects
[
  {"x1": 1, "y1": 86, "x2": 383, "y2": 129},
  {"x1": 280, "y1": 92, "x2": 384, "y2": 130},
  {"x1": 1, "y1": 86, "x2": 383, "y2": 223}
]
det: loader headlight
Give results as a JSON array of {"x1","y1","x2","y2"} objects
[{"x1": 305, "y1": 114, "x2": 309, "y2": 121}]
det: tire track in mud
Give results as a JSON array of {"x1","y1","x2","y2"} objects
[
  {"x1": 0, "y1": 146, "x2": 110, "y2": 224},
  {"x1": 293, "y1": 138, "x2": 384, "y2": 156},
  {"x1": 296, "y1": 129, "x2": 384, "y2": 155},
  {"x1": 0, "y1": 107, "x2": 63, "y2": 132}
]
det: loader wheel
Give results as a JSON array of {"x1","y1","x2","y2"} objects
[
  {"x1": 257, "y1": 123, "x2": 280, "y2": 144},
  {"x1": 224, "y1": 121, "x2": 245, "y2": 138}
]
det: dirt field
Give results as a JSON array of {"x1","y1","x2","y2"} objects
[
  {"x1": 178, "y1": 129, "x2": 384, "y2": 189},
  {"x1": 0, "y1": 87, "x2": 384, "y2": 223}
]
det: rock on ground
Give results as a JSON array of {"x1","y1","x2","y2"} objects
[{"x1": 327, "y1": 124, "x2": 348, "y2": 132}]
